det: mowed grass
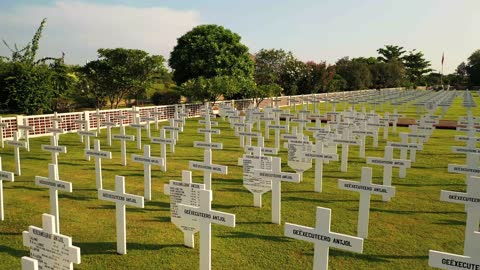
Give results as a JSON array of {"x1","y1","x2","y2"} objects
[{"x1": 0, "y1": 91, "x2": 479, "y2": 269}]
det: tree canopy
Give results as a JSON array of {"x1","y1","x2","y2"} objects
[
  {"x1": 377, "y1": 45, "x2": 406, "y2": 62},
  {"x1": 169, "y1": 24, "x2": 254, "y2": 85},
  {"x1": 467, "y1": 50, "x2": 480, "y2": 86}
]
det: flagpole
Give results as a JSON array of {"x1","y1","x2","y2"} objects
[{"x1": 441, "y1": 52, "x2": 444, "y2": 90}]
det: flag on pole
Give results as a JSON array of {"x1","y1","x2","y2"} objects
[{"x1": 441, "y1": 52, "x2": 444, "y2": 65}]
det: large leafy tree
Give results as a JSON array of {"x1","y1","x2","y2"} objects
[
  {"x1": 169, "y1": 24, "x2": 254, "y2": 85},
  {"x1": 467, "y1": 49, "x2": 480, "y2": 86},
  {"x1": 335, "y1": 57, "x2": 372, "y2": 90},
  {"x1": 369, "y1": 60, "x2": 405, "y2": 89},
  {"x1": 82, "y1": 48, "x2": 167, "y2": 108},
  {"x1": 296, "y1": 61, "x2": 329, "y2": 94},
  {"x1": 254, "y1": 49, "x2": 292, "y2": 85},
  {"x1": 403, "y1": 49, "x2": 432, "y2": 85},
  {"x1": 377, "y1": 45, "x2": 406, "y2": 62},
  {"x1": 180, "y1": 75, "x2": 244, "y2": 104}
]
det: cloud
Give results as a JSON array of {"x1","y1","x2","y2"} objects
[{"x1": 0, "y1": 1, "x2": 202, "y2": 64}]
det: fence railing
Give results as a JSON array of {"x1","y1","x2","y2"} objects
[{"x1": 0, "y1": 88, "x2": 398, "y2": 140}]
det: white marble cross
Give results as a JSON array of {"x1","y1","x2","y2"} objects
[
  {"x1": 163, "y1": 120, "x2": 181, "y2": 153},
  {"x1": 440, "y1": 176, "x2": 480, "y2": 256},
  {"x1": 18, "y1": 118, "x2": 34, "y2": 152},
  {"x1": 284, "y1": 207, "x2": 364, "y2": 270},
  {"x1": 177, "y1": 189, "x2": 235, "y2": 270},
  {"x1": 429, "y1": 231, "x2": 480, "y2": 270},
  {"x1": 7, "y1": 131, "x2": 26, "y2": 175},
  {"x1": 46, "y1": 112, "x2": 64, "y2": 143},
  {"x1": 35, "y1": 164, "x2": 73, "y2": 233},
  {"x1": 113, "y1": 123, "x2": 135, "y2": 166},
  {"x1": 151, "y1": 128, "x2": 174, "y2": 172},
  {"x1": 77, "y1": 125, "x2": 97, "y2": 161},
  {"x1": 254, "y1": 157, "x2": 300, "y2": 224},
  {"x1": 103, "y1": 115, "x2": 117, "y2": 146},
  {"x1": 98, "y1": 175, "x2": 144, "y2": 255},
  {"x1": 366, "y1": 146, "x2": 410, "y2": 201},
  {"x1": 22, "y1": 213, "x2": 80, "y2": 270},
  {"x1": 387, "y1": 136, "x2": 422, "y2": 178},
  {"x1": 141, "y1": 114, "x2": 155, "y2": 138},
  {"x1": 75, "y1": 116, "x2": 88, "y2": 143},
  {"x1": 151, "y1": 108, "x2": 165, "y2": 130},
  {"x1": 0, "y1": 156, "x2": 14, "y2": 221},
  {"x1": 338, "y1": 167, "x2": 395, "y2": 238},
  {"x1": 330, "y1": 135, "x2": 360, "y2": 173},
  {"x1": 352, "y1": 121, "x2": 377, "y2": 158},
  {"x1": 85, "y1": 139, "x2": 112, "y2": 189},
  {"x1": 91, "y1": 108, "x2": 105, "y2": 134},
  {"x1": 239, "y1": 146, "x2": 273, "y2": 207},
  {"x1": 164, "y1": 170, "x2": 205, "y2": 248},
  {"x1": 41, "y1": 136, "x2": 67, "y2": 166},
  {"x1": 130, "y1": 116, "x2": 147, "y2": 150},
  {"x1": 132, "y1": 145, "x2": 163, "y2": 200},
  {"x1": 302, "y1": 140, "x2": 338, "y2": 192}
]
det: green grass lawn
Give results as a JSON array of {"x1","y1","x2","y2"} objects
[{"x1": 0, "y1": 92, "x2": 479, "y2": 269}]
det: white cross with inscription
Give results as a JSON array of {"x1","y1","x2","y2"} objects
[
  {"x1": 330, "y1": 134, "x2": 360, "y2": 173},
  {"x1": 113, "y1": 122, "x2": 135, "y2": 166},
  {"x1": 151, "y1": 128, "x2": 174, "y2": 172},
  {"x1": 238, "y1": 146, "x2": 273, "y2": 207},
  {"x1": 440, "y1": 176, "x2": 480, "y2": 256},
  {"x1": 76, "y1": 120, "x2": 97, "y2": 162},
  {"x1": 7, "y1": 131, "x2": 26, "y2": 175},
  {"x1": 338, "y1": 167, "x2": 395, "y2": 238},
  {"x1": 41, "y1": 136, "x2": 67, "y2": 166},
  {"x1": 18, "y1": 118, "x2": 34, "y2": 152},
  {"x1": 429, "y1": 231, "x2": 480, "y2": 270},
  {"x1": 163, "y1": 119, "x2": 181, "y2": 153},
  {"x1": 141, "y1": 113, "x2": 155, "y2": 138},
  {"x1": 254, "y1": 157, "x2": 300, "y2": 224},
  {"x1": 98, "y1": 175, "x2": 145, "y2": 255},
  {"x1": 164, "y1": 170, "x2": 205, "y2": 248},
  {"x1": 35, "y1": 164, "x2": 72, "y2": 233},
  {"x1": 22, "y1": 213, "x2": 80, "y2": 270},
  {"x1": 302, "y1": 140, "x2": 338, "y2": 192},
  {"x1": 132, "y1": 144, "x2": 163, "y2": 200},
  {"x1": 85, "y1": 139, "x2": 112, "y2": 190},
  {"x1": 74, "y1": 115, "x2": 88, "y2": 143},
  {"x1": 0, "y1": 156, "x2": 14, "y2": 221},
  {"x1": 103, "y1": 115, "x2": 117, "y2": 146},
  {"x1": 91, "y1": 108, "x2": 105, "y2": 134},
  {"x1": 47, "y1": 112, "x2": 64, "y2": 143},
  {"x1": 366, "y1": 146, "x2": 410, "y2": 201},
  {"x1": 352, "y1": 121, "x2": 377, "y2": 158},
  {"x1": 177, "y1": 189, "x2": 235, "y2": 270},
  {"x1": 387, "y1": 135, "x2": 422, "y2": 178},
  {"x1": 130, "y1": 116, "x2": 146, "y2": 150},
  {"x1": 284, "y1": 207, "x2": 364, "y2": 270}
]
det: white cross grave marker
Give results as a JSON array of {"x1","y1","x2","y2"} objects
[
  {"x1": 302, "y1": 140, "x2": 338, "y2": 192},
  {"x1": 440, "y1": 176, "x2": 480, "y2": 256},
  {"x1": 164, "y1": 170, "x2": 205, "y2": 248},
  {"x1": 35, "y1": 164, "x2": 73, "y2": 233},
  {"x1": 85, "y1": 139, "x2": 112, "y2": 190},
  {"x1": 151, "y1": 128, "x2": 175, "y2": 172},
  {"x1": 254, "y1": 157, "x2": 300, "y2": 224},
  {"x1": 22, "y1": 213, "x2": 80, "y2": 270},
  {"x1": 132, "y1": 144, "x2": 163, "y2": 200},
  {"x1": 130, "y1": 116, "x2": 147, "y2": 150},
  {"x1": 41, "y1": 136, "x2": 67, "y2": 166},
  {"x1": 18, "y1": 118, "x2": 34, "y2": 152},
  {"x1": 103, "y1": 115, "x2": 117, "y2": 146},
  {"x1": 0, "y1": 156, "x2": 14, "y2": 221},
  {"x1": 98, "y1": 175, "x2": 145, "y2": 255},
  {"x1": 429, "y1": 231, "x2": 480, "y2": 270},
  {"x1": 7, "y1": 131, "x2": 26, "y2": 175},
  {"x1": 92, "y1": 108, "x2": 105, "y2": 134},
  {"x1": 113, "y1": 123, "x2": 135, "y2": 166},
  {"x1": 177, "y1": 189, "x2": 235, "y2": 270},
  {"x1": 366, "y1": 146, "x2": 410, "y2": 201},
  {"x1": 239, "y1": 146, "x2": 273, "y2": 207},
  {"x1": 338, "y1": 167, "x2": 395, "y2": 238},
  {"x1": 284, "y1": 207, "x2": 364, "y2": 270}
]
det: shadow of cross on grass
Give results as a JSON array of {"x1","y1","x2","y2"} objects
[
  {"x1": 218, "y1": 231, "x2": 291, "y2": 243},
  {"x1": 76, "y1": 241, "x2": 184, "y2": 255}
]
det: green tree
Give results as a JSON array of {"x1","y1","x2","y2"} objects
[
  {"x1": 369, "y1": 60, "x2": 405, "y2": 89},
  {"x1": 180, "y1": 75, "x2": 243, "y2": 104},
  {"x1": 403, "y1": 49, "x2": 432, "y2": 85},
  {"x1": 81, "y1": 48, "x2": 167, "y2": 108},
  {"x1": 297, "y1": 61, "x2": 328, "y2": 94},
  {"x1": 377, "y1": 45, "x2": 406, "y2": 62},
  {"x1": 335, "y1": 57, "x2": 372, "y2": 90},
  {"x1": 254, "y1": 49, "x2": 292, "y2": 85},
  {"x1": 169, "y1": 24, "x2": 254, "y2": 85},
  {"x1": 467, "y1": 49, "x2": 480, "y2": 86}
]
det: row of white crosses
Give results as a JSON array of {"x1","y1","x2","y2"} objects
[{"x1": 190, "y1": 104, "x2": 227, "y2": 191}]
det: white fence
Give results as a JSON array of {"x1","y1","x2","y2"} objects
[{"x1": 0, "y1": 89, "x2": 393, "y2": 140}]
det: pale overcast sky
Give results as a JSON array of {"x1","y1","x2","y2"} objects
[{"x1": 0, "y1": 0, "x2": 478, "y2": 74}]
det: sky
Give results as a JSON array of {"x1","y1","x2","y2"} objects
[{"x1": 0, "y1": 0, "x2": 478, "y2": 74}]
